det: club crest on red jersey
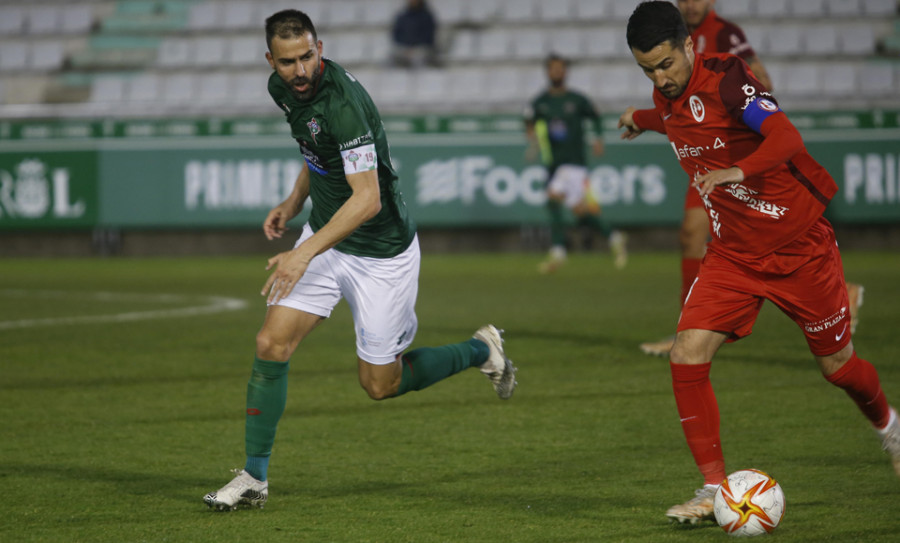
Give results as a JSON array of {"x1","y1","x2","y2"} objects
[{"x1": 689, "y1": 95, "x2": 705, "y2": 122}]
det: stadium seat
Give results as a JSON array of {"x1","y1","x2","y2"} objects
[
  {"x1": 413, "y1": 69, "x2": 450, "y2": 106},
  {"x1": 596, "y1": 64, "x2": 641, "y2": 102},
  {"x1": 768, "y1": 24, "x2": 805, "y2": 55},
  {"x1": 0, "y1": 41, "x2": 28, "y2": 71},
  {"x1": 804, "y1": 23, "x2": 840, "y2": 55},
  {"x1": 30, "y1": 41, "x2": 65, "y2": 71},
  {"x1": 193, "y1": 37, "x2": 228, "y2": 67},
  {"x1": 232, "y1": 70, "x2": 269, "y2": 103},
  {"x1": 756, "y1": 0, "x2": 791, "y2": 17},
  {"x1": 0, "y1": 7, "x2": 26, "y2": 36},
  {"x1": 859, "y1": 62, "x2": 895, "y2": 95},
  {"x1": 478, "y1": 28, "x2": 512, "y2": 61},
  {"x1": 27, "y1": 6, "x2": 61, "y2": 35},
  {"x1": 197, "y1": 72, "x2": 231, "y2": 103},
  {"x1": 126, "y1": 73, "x2": 162, "y2": 103},
  {"x1": 791, "y1": 0, "x2": 826, "y2": 17},
  {"x1": 485, "y1": 66, "x2": 524, "y2": 104},
  {"x1": 741, "y1": 24, "x2": 769, "y2": 56},
  {"x1": 368, "y1": 33, "x2": 392, "y2": 65},
  {"x1": 228, "y1": 36, "x2": 266, "y2": 67},
  {"x1": 499, "y1": 0, "x2": 540, "y2": 23},
  {"x1": 157, "y1": 38, "x2": 191, "y2": 68},
  {"x1": 431, "y1": 0, "x2": 467, "y2": 25},
  {"x1": 839, "y1": 23, "x2": 877, "y2": 54},
  {"x1": 821, "y1": 62, "x2": 858, "y2": 96},
  {"x1": 511, "y1": 28, "x2": 547, "y2": 60},
  {"x1": 221, "y1": 1, "x2": 258, "y2": 31},
  {"x1": 444, "y1": 65, "x2": 488, "y2": 106},
  {"x1": 325, "y1": 1, "x2": 360, "y2": 28},
  {"x1": 360, "y1": 0, "x2": 397, "y2": 27},
  {"x1": 539, "y1": 0, "x2": 575, "y2": 22},
  {"x1": 573, "y1": 0, "x2": 610, "y2": 21},
  {"x1": 89, "y1": 76, "x2": 126, "y2": 103},
  {"x1": 825, "y1": 0, "x2": 861, "y2": 16},
  {"x1": 374, "y1": 68, "x2": 412, "y2": 107},
  {"x1": 60, "y1": 4, "x2": 94, "y2": 35},
  {"x1": 547, "y1": 28, "x2": 585, "y2": 59},
  {"x1": 466, "y1": 0, "x2": 502, "y2": 24},
  {"x1": 162, "y1": 73, "x2": 196, "y2": 104},
  {"x1": 862, "y1": 0, "x2": 897, "y2": 16},
  {"x1": 187, "y1": 2, "x2": 222, "y2": 31},
  {"x1": 447, "y1": 29, "x2": 478, "y2": 61},
  {"x1": 609, "y1": 2, "x2": 638, "y2": 20},
  {"x1": 782, "y1": 63, "x2": 820, "y2": 95},
  {"x1": 584, "y1": 27, "x2": 624, "y2": 59},
  {"x1": 716, "y1": 0, "x2": 756, "y2": 18},
  {"x1": 328, "y1": 32, "x2": 371, "y2": 65}
]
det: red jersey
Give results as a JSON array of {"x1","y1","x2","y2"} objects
[
  {"x1": 634, "y1": 53, "x2": 838, "y2": 265},
  {"x1": 692, "y1": 9, "x2": 756, "y2": 60}
]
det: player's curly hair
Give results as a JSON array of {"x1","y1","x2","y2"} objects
[
  {"x1": 626, "y1": 1, "x2": 690, "y2": 53},
  {"x1": 265, "y1": 9, "x2": 318, "y2": 51}
]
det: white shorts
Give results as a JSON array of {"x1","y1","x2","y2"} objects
[
  {"x1": 272, "y1": 223, "x2": 420, "y2": 365},
  {"x1": 548, "y1": 164, "x2": 590, "y2": 208}
]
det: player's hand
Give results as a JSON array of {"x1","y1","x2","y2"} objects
[
  {"x1": 261, "y1": 249, "x2": 311, "y2": 304},
  {"x1": 262, "y1": 205, "x2": 293, "y2": 240},
  {"x1": 618, "y1": 107, "x2": 643, "y2": 140},
  {"x1": 693, "y1": 167, "x2": 745, "y2": 196}
]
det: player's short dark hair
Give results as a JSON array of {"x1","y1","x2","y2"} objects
[
  {"x1": 626, "y1": 1, "x2": 690, "y2": 53},
  {"x1": 265, "y1": 9, "x2": 317, "y2": 51},
  {"x1": 545, "y1": 53, "x2": 569, "y2": 68}
]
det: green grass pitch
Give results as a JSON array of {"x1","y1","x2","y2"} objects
[{"x1": 1, "y1": 250, "x2": 898, "y2": 542}]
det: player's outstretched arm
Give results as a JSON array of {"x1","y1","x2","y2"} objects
[{"x1": 263, "y1": 163, "x2": 311, "y2": 240}]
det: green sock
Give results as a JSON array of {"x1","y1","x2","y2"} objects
[
  {"x1": 547, "y1": 200, "x2": 568, "y2": 247},
  {"x1": 396, "y1": 339, "x2": 489, "y2": 396},
  {"x1": 245, "y1": 357, "x2": 289, "y2": 464},
  {"x1": 579, "y1": 214, "x2": 612, "y2": 238}
]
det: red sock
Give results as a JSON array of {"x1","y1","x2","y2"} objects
[
  {"x1": 681, "y1": 258, "x2": 703, "y2": 306},
  {"x1": 825, "y1": 352, "x2": 891, "y2": 429},
  {"x1": 671, "y1": 362, "x2": 726, "y2": 485}
]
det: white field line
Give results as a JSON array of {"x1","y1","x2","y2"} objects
[{"x1": 0, "y1": 289, "x2": 249, "y2": 330}]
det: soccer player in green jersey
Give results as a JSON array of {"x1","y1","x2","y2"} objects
[
  {"x1": 524, "y1": 54, "x2": 627, "y2": 273},
  {"x1": 203, "y1": 10, "x2": 517, "y2": 511}
]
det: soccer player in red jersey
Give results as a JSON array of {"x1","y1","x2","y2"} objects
[
  {"x1": 618, "y1": 1, "x2": 900, "y2": 525},
  {"x1": 639, "y1": 0, "x2": 862, "y2": 357}
]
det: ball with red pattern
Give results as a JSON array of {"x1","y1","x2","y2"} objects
[{"x1": 713, "y1": 469, "x2": 786, "y2": 537}]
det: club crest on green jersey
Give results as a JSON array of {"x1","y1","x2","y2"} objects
[{"x1": 307, "y1": 118, "x2": 321, "y2": 144}]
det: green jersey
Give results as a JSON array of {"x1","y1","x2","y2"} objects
[
  {"x1": 524, "y1": 90, "x2": 602, "y2": 169},
  {"x1": 268, "y1": 59, "x2": 416, "y2": 258}
]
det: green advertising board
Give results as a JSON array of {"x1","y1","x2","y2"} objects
[{"x1": 0, "y1": 112, "x2": 898, "y2": 230}]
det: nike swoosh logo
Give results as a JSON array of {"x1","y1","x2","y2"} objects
[
  {"x1": 663, "y1": 114, "x2": 672, "y2": 120},
  {"x1": 835, "y1": 323, "x2": 849, "y2": 341},
  {"x1": 680, "y1": 416, "x2": 698, "y2": 423}
]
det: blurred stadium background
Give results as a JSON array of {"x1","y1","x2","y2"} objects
[{"x1": 1, "y1": 0, "x2": 899, "y2": 256}]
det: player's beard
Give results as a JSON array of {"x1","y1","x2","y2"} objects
[{"x1": 287, "y1": 62, "x2": 321, "y2": 101}]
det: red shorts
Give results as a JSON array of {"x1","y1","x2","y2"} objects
[
  {"x1": 685, "y1": 183, "x2": 704, "y2": 210},
  {"x1": 677, "y1": 219, "x2": 852, "y2": 356}
]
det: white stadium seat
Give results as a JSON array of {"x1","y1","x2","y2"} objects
[
  {"x1": 821, "y1": 62, "x2": 858, "y2": 96},
  {"x1": 221, "y1": 1, "x2": 258, "y2": 30},
  {"x1": 862, "y1": 0, "x2": 897, "y2": 16},
  {"x1": 717, "y1": 0, "x2": 756, "y2": 18},
  {"x1": 431, "y1": 0, "x2": 467, "y2": 25},
  {"x1": 0, "y1": 41, "x2": 28, "y2": 71},
  {"x1": 157, "y1": 38, "x2": 191, "y2": 68},
  {"x1": 27, "y1": 6, "x2": 61, "y2": 35},
  {"x1": 360, "y1": 0, "x2": 397, "y2": 27},
  {"x1": 162, "y1": 73, "x2": 196, "y2": 103},
  {"x1": 197, "y1": 72, "x2": 232, "y2": 104},
  {"x1": 511, "y1": 28, "x2": 547, "y2": 60},
  {"x1": 768, "y1": 24, "x2": 804, "y2": 55},
  {"x1": 756, "y1": 0, "x2": 791, "y2": 17},
  {"x1": 573, "y1": 0, "x2": 610, "y2": 20},
  {"x1": 859, "y1": 62, "x2": 895, "y2": 95},
  {"x1": 825, "y1": 0, "x2": 861, "y2": 16},
  {"x1": 60, "y1": 5, "x2": 94, "y2": 34},
  {"x1": 783, "y1": 63, "x2": 820, "y2": 95},
  {"x1": 584, "y1": 27, "x2": 624, "y2": 59},
  {"x1": 839, "y1": 23, "x2": 876, "y2": 54},
  {"x1": 188, "y1": 2, "x2": 221, "y2": 31},
  {"x1": 90, "y1": 76, "x2": 126, "y2": 103},
  {"x1": 804, "y1": 23, "x2": 840, "y2": 55},
  {"x1": 0, "y1": 7, "x2": 26, "y2": 35},
  {"x1": 227, "y1": 36, "x2": 266, "y2": 67},
  {"x1": 500, "y1": 0, "x2": 539, "y2": 23},
  {"x1": 193, "y1": 37, "x2": 228, "y2": 67},
  {"x1": 448, "y1": 29, "x2": 478, "y2": 62},
  {"x1": 30, "y1": 41, "x2": 65, "y2": 71},
  {"x1": 478, "y1": 28, "x2": 512, "y2": 61},
  {"x1": 539, "y1": 0, "x2": 575, "y2": 22},
  {"x1": 547, "y1": 28, "x2": 585, "y2": 59},
  {"x1": 126, "y1": 73, "x2": 162, "y2": 103}
]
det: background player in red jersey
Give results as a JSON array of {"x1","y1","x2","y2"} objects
[
  {"x1": 619, "y1": 0, "x2": 899, "y2": 526},
  {"x1": 637, "y1": 0, "x2": 863, "y2": 357}
]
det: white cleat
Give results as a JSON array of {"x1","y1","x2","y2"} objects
[
  {"x1": 203, "y1": 469, "x2": 268, "y2": 511},
  {"x1": 610, "y1": 230, "x2": 628, "y2": 270},
  {"x1": 473, "y1": 325, "x2": 517, "y2": 400},
  {"x1": 879, "y1": 407, "x2": 900, "y2": 477},
  {"x1": 666, "y1": 486, "x2": 717, "y2": 525}
]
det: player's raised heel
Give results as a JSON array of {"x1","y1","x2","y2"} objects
[
  {"x1": 879, "y1": 407, "x2": 900, "y2": 477},
  {"x1": 666, "y1": 486, "x2": 717, "y2": 524},
  {"x1": 203, "y1": 469, "x2": 268, "y2": 511},
  {"x1": 473, "y1": 325, "x2": 517, "y2": 400}
]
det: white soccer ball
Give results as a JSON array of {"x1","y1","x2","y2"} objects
[{"x1": 713, "y1": 469, "x2": 786, "y2": 537}]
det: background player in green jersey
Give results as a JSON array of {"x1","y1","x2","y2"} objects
[
  {"x1": 203, "y1": 10, "x2": 517, "y2": 511},
  {"x1": 524, "y1": 54, "x2": 627, "y2": 274}
]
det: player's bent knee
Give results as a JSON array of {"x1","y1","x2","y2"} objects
[{"x1": 255, "y1": 330, "x2": 293, "y2": 362}]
